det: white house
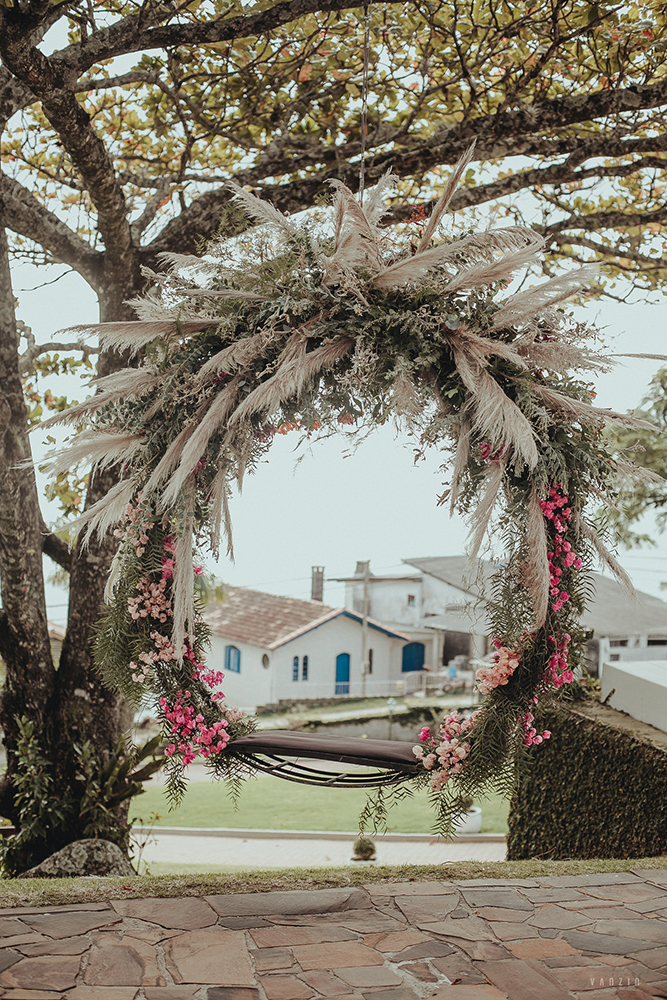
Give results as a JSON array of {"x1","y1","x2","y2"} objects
[
  {"x1": 337, "y1": 556, "x2": 667, "y2": 675},
  {"x1": 204, "y1": 586, "x2": 413, "y2": 711}
]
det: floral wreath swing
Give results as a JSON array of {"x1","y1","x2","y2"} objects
[{"x1": 42, "y1": 128, "x2": 660, "y2": 828}]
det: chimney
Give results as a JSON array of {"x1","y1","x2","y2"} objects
[{"x1": 311, "y1": 566, "x2": 324, "y2": 602}]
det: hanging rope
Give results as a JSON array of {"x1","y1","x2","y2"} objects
[{"x1": 358, "y1": 1, "x2": 372, "y2": 206}]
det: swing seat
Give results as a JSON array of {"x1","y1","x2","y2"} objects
[{"x1": 229, "y1": 730, "x2": 420, "y2": 788}]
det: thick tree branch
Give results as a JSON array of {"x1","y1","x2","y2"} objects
[
  {"x1": 0, "y1": 173, "x2": 103, "y2": 288},
  {"x1": 40, "y1": 521, "x2": 73, "y2": 573},
  {"x1": 0, "y1": 22, "x2": 138, "y2": 296},
  {"x1": 19, "y1": 336, "x2": 98, "y2": 374}
]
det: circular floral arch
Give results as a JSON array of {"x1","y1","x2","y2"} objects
[{"x1": 45, "y1": 151, "x2": 651, "y2": 828}]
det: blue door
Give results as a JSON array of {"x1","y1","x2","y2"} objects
[
  {"x1": 402, "y1": 642, "x2": 425, "y2": 672},
  {"x1": 335, "y1": 653, "x2": 350, "y2": 694}
]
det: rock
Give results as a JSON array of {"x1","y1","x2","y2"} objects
[{"x1": 18, "y1": 839, "x2": 137, "y2": 878}]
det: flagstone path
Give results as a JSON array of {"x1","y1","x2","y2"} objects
[{"x1": 0, "y1": 869, "x2": 666, "y2": 1000}]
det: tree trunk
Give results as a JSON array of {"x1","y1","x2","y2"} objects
[
  {"x1": 0, "y1": 217, "x2": 58, "y2": 864},
  {"x1": 0, "y1": 216, "x2": 141, "y2": 871},
  {"x1": 53, "y1": 283, "x2": 139, "y2": 855}
]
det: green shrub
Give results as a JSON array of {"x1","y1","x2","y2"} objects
[{"x1": 508, "y1": 701, "x2": 667, "y2": 860}]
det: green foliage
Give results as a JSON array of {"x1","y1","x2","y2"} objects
[
  {"x1": 0, "y1": 721, "x2": 166, "y2": 877},
  {"x1": 507, "y1": 701, "x2": 667, "y2": 859},
  {"x1": 0, "y1": 718, "x2": 72, "y2": 876},
  {"x1": 74, "y1": 735, "x2": 166, "y2": 852},
  {"x1": 6, "y1": 1, "x2": 667, "y2": 292},
  {"x1": 352, "y1": 834, "x2": 376, "y2": 860},
  {"x1": 606, "y1": 366, "x2": 667, "y2": 547}
]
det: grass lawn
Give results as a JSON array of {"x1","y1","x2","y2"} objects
[
  {"x1": 130, "y1": 776, "x2": 510, "y2": 834},
  {"x1": 1, "y1": 857, "x2": 666, "y2": 909}
]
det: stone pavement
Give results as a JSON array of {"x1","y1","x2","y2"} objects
[{"x1": 0, "y1": 869, "x2": 666, "y2": 1000}]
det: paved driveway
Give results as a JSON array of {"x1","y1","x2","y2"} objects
[{"x1": 0, "y1": 869, "x2": 666, "y2": 998}]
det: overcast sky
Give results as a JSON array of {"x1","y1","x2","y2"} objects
[{"x1": 12, "y1": 256, "x2": 667, "y2": 625}]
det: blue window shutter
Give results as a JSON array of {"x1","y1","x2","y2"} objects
[{"x1": 225, "y1": 645, "x2": 241, "y2": 673}]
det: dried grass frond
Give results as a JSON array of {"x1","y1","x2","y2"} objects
[
  {"x1": 172, "y1": 502, "x2": 195, "y2": 653},
  {"x1": 124, "y1": 288, "x2": 175, "y2": 322},
  {"x1": 362, "y1": 170, "x2": 394, "y2": 227},
  {"x1": 391, "y1": 370, "x2": 422, "y2": 417},
  {"x1": 524, "y1": 489, "x2": 550, "y2": 628},
  {"x1": 579, "y1": 520, "x2": 635, "y2": 596},
  {"x1": 229, "y1": 182, "x2": 296, "y2": 236},
  {"x1": 417, "y1": 142, "x2": 476, "y2": 252},
  {"x1": 615, "y1": 461, "x2": 664, "y2": 484},
  {"x1": 614, "y1": 353, "x2": 667, "y2": 361},
  {"x1": 157, "y1": 251, "x2": 215, "y2": 272},
  {"x1": 38, "y1": 369, "x2": 163, "y2": 431},
  {"x1": 450, "y1": 416, "x2": 472, "y2": 514},
  {"x1": 208, "y1": 467, "x2": 234, "y2": 561},
  {"x1": 452, "y1": 327, "x2": 527, "y2": 369},
  {"x1": 228, "y1": 337, "x2": 355, "y2": 427},
  {"x1": 467, "y1": 458, "x2": 506, "y2": 559},
  {"x1": 68, "y1": 475, "x2": 140, "y2": 547},
  {"x1": 160, "y1": 379, "x2": 241, "y2": 509},
  {"x1": 197, "y1": 330, "x2": 277, "y2": 384},
  {"x1": 492, "y1": 264, "x2": 599, "y2": 329},
  {"x1": 327, "y1": 180, "x2": 381, "y2": 272},
  {"x1": 520, "y1": 341, "x2": 612, "y2": 374},
  {"x1": 103, "y1": 547, "x2": 124, "y2": 603},
  {"x1": 453, "y1": 348, "x2": 538, "y2": 468},
  {"x1": 535, "y1": 385, "x2": 656, "y2": 431},
  {"x1": 443, "y1": 243, "x2": 543, "y2": 293},
  {"x1": 143, "y1": 424, "x2": 196, "y2": 495},
  {"x1": 374, "y1": 227, "x2": 541, "y2": 290},
  {"x1": 58, "y1": 320, "x2": 214, "y2": 355},
  {"x1": 41, "y1": 432, "x2": 143, "y2": 477}
]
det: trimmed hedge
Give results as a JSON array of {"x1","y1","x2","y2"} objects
[{"x1": 507, "y1": 700, "x2": 667, "y2": 860}]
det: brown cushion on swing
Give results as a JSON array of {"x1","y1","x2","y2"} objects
[{"x1": 231, "y1": 730, "x2": 420, "y2": 771}]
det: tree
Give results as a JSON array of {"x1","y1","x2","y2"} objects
[
  {"x1": 2, "y1": 0, "x2": 667, "y2": 870},
  {"x1": 606, "y1": 367, "x2": 667, "y2": 548}
]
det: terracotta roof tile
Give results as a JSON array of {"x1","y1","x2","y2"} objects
[{"x1": 204, "y1": 586, "x2": 336, "y2": 648}]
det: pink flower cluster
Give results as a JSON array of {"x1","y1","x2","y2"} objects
[
  {"x1": 475, "y1": 640, "x2": 521, "y2": 695},
  {"x1": 544, "y1": 633, "x2": 574, "y2": 689},
  {"x1": 114, "y1": 499, "x2": 153, "y2": 557},
  {"x1": 413, "y1": 712, "x2": 480, "y2": 791},
  {"x1": 185, "y1": 645, "x2": 225, "y2": 704},
  {"x1": 128, "y1": 575, "x2": 173, "y2": 623},
  {"x1": 130, "y1": 630, "x2": 179, "y2": 684},
  {"x1": 160, "y1": 689, "x2": 231, "y2": 765},
  {"x1": 539, "y1": 485, "x2": 582, "y2": 614},
  {"x1": 479, "y1": 440, "x2": 505, "y2": 462},
  {"x1": 521, "y1": 707, "x2": 552, "y2": 747}
]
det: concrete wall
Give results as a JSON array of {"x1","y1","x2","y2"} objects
[{"x1": 600, "y1": 659, "x2": 667, "y2": 734}]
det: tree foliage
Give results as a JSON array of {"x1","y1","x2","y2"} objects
[
  {"x1": 607, "y1": 367, "x2": 667, "y2": 547},
  {"x1": 3, "y1": 0, "x2": 667, "y2": 302}
]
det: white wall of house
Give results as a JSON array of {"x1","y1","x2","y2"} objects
[
  {"x1": 207, "y1": 636, "x2": 273, "y2": 711},
  {"x1": 600, "y1": 659, "x2": 667, "y2": 734},
  {"x1": 209, "y1": 613, "x2": 412, "y2": 710},
  {"x1": 598, "y1": 635, "x2": 667, "y2": 672},
  {"x1": 344, "y1": 575, "x2": 471, "y2": 627}
]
